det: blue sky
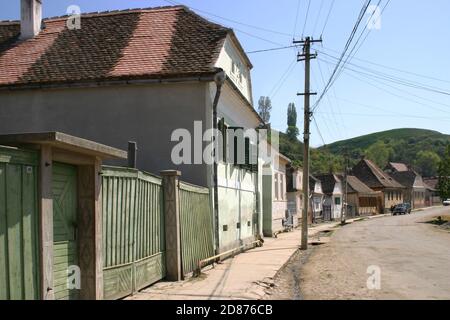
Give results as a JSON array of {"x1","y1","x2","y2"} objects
[{"x1": 2, "y1": 0, "x2": 450, "y2": 147}]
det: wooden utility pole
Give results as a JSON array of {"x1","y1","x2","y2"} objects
[
  {"x1": 294, "y1": 36, "x2": 322, "y2": 250},
  {"x1": 341, "y1": 151, "x2": 349, "y2": 225}
]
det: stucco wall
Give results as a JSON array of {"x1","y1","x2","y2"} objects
[
  {"x1": 209, "y1": 82, "x2": 261, "y2": 251},
  {"x1": 0, "y1": 82, "x2": 209, "y2": 186}
]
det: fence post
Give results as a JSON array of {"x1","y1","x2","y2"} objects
[{"x1": 160, "y1": 170, "x2": 182, "y2": 281}]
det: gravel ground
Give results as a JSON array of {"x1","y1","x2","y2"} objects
[{"x1": 265, "y1": 207, "x2": 450, "y2": 300}]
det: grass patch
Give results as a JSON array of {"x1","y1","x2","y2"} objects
[{"x1": 426, "y1": 215, "x2": 450, "y2": 226}]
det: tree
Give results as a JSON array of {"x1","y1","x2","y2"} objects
[
  {"x1": 286, "y1": 103, "x2": 299, "y2": 140},
  {"x1": 415, "y1": 150, "x2": 440, "y2": 177},
  {"x1": 438, "y1": 145, "x2": 450, "y2": 200},
  {"x1": 258, "y1": 96, "x2": 272, "y2": 123},
  {"x1": 365, "y1": 141, "x2": 393, "y2": 168}
]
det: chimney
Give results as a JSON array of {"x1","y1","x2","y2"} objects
[{"x1": 20, "y1": 0, "x2": 42, "y2": 40}]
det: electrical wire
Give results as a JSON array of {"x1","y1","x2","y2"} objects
[
  {"x1": 293, "y1": 0, "x2": 302, "y2": 39},
  {"x1": 302, "y1": 0, "x2": 312, "y2": 38},
  {"x1": 320, "y1": 0, "x2": 335, "y2": 37},
  {"x1": 312, "y1": 0, "x2": 372, "y2": 112},
  {"x1": 312, "y1": 0, "x2": 325, "y2": 36}
]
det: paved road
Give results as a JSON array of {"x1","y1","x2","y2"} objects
[{"x1": 271, "y1": 207, "x2": 450, "y2": 300}]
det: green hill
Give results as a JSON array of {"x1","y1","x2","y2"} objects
[
  {"x1": 278, "y1": 128, "x2": 450, "y2": 177},
  {"x1": 323, "y1": 129, "x2": 450, "y2": 154}
]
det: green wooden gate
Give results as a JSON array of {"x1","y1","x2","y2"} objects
[
  {"x1": 52, "y1": 163, "x2": 79, "y2": 300},
  {"x1": 179, "y1": 182, "x2": 214, "y2": 275},
  {"x1": 0, "y1": 146, "x2": 39, "y2": 300},
  {"x1": 101, "y1": 167, "x2": 165, "y2": 300}
]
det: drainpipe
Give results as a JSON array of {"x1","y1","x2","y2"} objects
[{"x1": 212, "y1": 70, "x2": 226, "y2": 253}]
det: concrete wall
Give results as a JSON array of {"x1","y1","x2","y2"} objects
[{"x1": 0, "y1": 83, "x2": 209, "y2": 186}]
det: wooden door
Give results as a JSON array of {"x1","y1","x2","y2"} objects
[
  {"x1": 52, "y1": 163, "x2": 79, "y2": 300},
  {"x1": 0, "y1": 147, "x2": 39, "y2": 300}
]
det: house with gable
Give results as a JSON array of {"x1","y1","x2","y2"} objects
[
  {"x1": 316, "y1": 174, "x2": 343, "y2": 221},
  {"x1": 352, "y1": 158, "x2": 405, "y2": 213},
  {"x1": 337, "y1": 174, "x2": 381, "y2": 217},
  {"x1": 0, "y1": 2, "x2": 264, "y2": 253},
  {"x1": 385, "y1": 162, "x2": 427, "y2": 209}
]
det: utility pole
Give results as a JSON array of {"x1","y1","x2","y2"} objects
[
  {"x1": 294, "y1": 36, "x2": 322, "y2": 251},
  {"x1": 341, "y1": 150, "x2": 349, "y2": 225}
]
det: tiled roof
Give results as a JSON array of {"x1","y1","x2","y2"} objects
[
  {"x1": 390, "y1": 171, "x2": 417, "y2": 188},
  {"x1": 388, "y1": 162, "x2": 409, "y2": 172},
  {"x1": 423, "y1": 177, "x2": 438, "y2": 190},
  {"x1": 316, "y1": 174, "x2": 341, "y2": 195},
  {"x1": 0, "y1": 6, "x2": 230, "y2": 88},
  {"x1": 352, "y1": 159, "x2": 405, "y2": 189},
  {"x1": 337, "y1": 175, "x2": 378, "y2": 195}
]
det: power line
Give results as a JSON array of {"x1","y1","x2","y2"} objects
[
  {"x1": 331, "y1": 62, "x2": 450, "y2": 114},
  {"x1": 293, "y1": 0, "x2": 302, "y2": 39},
  {"x1": 312, "y1": 0, "x2": 325, "y2": 36},
  {"x1": 328, "y1": 0, "x2": 384, "y2": 88},
  {"x1": 318, "y1": 50, "x2": 450, "y2": 97},
  {"x1": 314, "y1": 111, "x2": 450, "y2": 122},
  {"x1": 313, "y1": 115, "x2": 327, "y2": 146},
  {"x1": 329, "y1": 95, "x2": 450, "y2": 121},
  {"x1": 329, "y1": 0, "x2": 390, "y2": 90},
  {"x1": 315, "y1": 59, "x2": 344, "y2": 138},
  {"x1": 312, "y1": 0, "x2": 372, "y2": 112},
  {"x1": 269, "y1": 58, "x2": 298, "y2": 99},
  {"x1": 302, "y1": 0, "x2": 312, "y2": 38},
  {"x1": 246, "y1": 45, "x2": 298, "y2": 54},
  {"x1": 320, "y1": 0, "x2": 335, "y2": 37},
  {"x1": 320, "y1": 46, "x2": 450, "y2": 85},
  {"x1": 164, "y1": 0, "x2": 297, "y2": 38},
  {"x1": 321, "y1": 54, "x2": 450, "y2": 100}
]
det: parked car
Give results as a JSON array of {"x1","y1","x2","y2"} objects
[
  {"x1": 393, "y1": 203, "x2": 412, "y2": 215},
  {"x1": 444, "y1": 199, "x2": 450, "y2": 206}
]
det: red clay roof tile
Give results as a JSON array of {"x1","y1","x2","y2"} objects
[{"x1": 0, "y1": 6, "x2": 230, "y2": 87}]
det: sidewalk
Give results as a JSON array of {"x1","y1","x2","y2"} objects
[{"x1": 127, "y1": 215, "x2": 388, "y2": 300}]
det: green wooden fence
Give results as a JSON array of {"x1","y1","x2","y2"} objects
[
  {"x1": 101, "y1": 166, "x2": 165, "y2": 300},
  {"x1": 0, "y1": 146, "x2": 40, "y2": 300},
  {"x1": 179, "y1": 182, "x2": 214, "y2": 275}
]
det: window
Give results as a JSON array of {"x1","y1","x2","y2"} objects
[
  {"x1": 280, "y1": 174, "x2": 284, "y2": 200},
  {"x1": 335, "y1": 197, "x2": 341, "y2": 205}
]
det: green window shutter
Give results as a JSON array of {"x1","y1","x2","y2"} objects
[
  {"x1": 234, "y1": 136, "x2": 238, "y2": 165},
  {"x1": 251, "y1": 143, "x2": 259, "y2": 173},
  {"x1": 223, "y1": 123, "x2": 228, "y2": 163},
  {"x1": 244, "y1": 137, "x2": 250, "y2": 169}
]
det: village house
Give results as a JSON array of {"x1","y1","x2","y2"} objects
[
  {"x1": 316, "y1": 174, "x2": 343, "y2": 221},
  {"x1": 423, "y1": 177, "x2": 443, "y2": 206},
  {"x1": 337, "y1": 175, "x2": 381, "y2": 217},
  {"x1": 286, "y1": 167, "x2": 325, "y2": 224},
  {"x1": 385, "y1": 162, "x2": 427, "y2": 209},
  {"x1": 309, "y1": 175, "x2": 325, "y2": 222},
  {"x1": 263, "y1": 148, "x2": 291, "y2": 236},
  {"x1": 286, "y1": 166, "x2": 303, "y2": 226},
  {"x1": 0, "y1": 2, "x2": 264, "y2": 254},
  {"x1": 352, "y1": 159, "x2": 405, "y2": 213}
]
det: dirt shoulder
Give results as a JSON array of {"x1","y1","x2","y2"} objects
[{"x1": 266, "y1": 207, "x2": 450, "y2": 300}]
